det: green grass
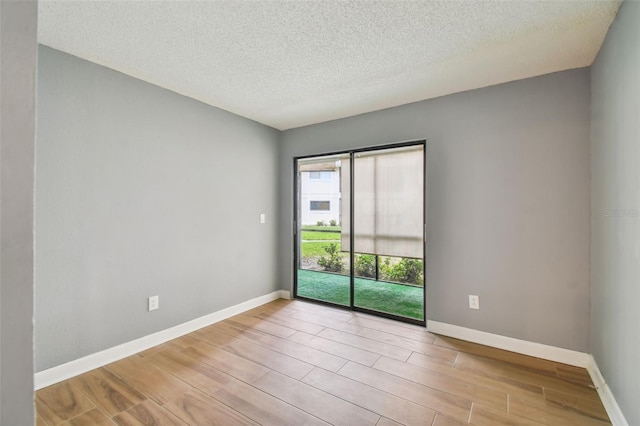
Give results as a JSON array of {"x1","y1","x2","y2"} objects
[
  {"x1": 300, "y1": 226, "x2": 342, "y2": 257},
  {"x1": 296, "y1": 269, "x2": 423, "y2": 320},
  {"x1": 301, "y1": 231, "x2": 341, "y2": 240},
  {"x1": 301, "y1": 225, "x2": 341, "y2": 231},
  {"x1": 301, "y1": 241, "x2": 346, "y2": 257}
]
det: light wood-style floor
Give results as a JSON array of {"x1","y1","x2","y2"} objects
[{"x1": 35, "y1": 299, "x2": 611, "y2": 426}]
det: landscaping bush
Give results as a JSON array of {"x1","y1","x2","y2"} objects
[
  {"x1": 318, "y1": 243, "x2": 344, "y2": 272},
  {"x1": 381, "y1": 257, "x2": 424, "y2": 285},
  {"x1": 329, "y1": 219, "x2": 337, "y2": 226},
  {"x1": 316, "y1": 220, "x2": 325, "y2": 226},
  {"x1": 354, "y1": 254, "x2": 376, "y2": 278}
]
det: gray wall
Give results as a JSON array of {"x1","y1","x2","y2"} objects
[
  {"x1": 36, "y1": 46, "x2": 280, "y2": 371},
  {"x1": 591, "y1": 1, "x2": 640, "y2": 424},
  {"x1": 280, "y1": 68, "x2": 591, "y2": 352},
  {"x1": 0, "y1": 1, "x2": 37, "y2": 424}
]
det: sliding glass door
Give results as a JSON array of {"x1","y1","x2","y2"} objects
[{"x1": 294, "y1": 141, "x2": 425, "y2": 324}]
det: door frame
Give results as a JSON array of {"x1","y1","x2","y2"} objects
[{"x1": 293, "y1": 139, "x2": 427, "y2": 326}]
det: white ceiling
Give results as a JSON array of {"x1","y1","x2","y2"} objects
[{"x1": 38, "y1": 1, "x2": 620, "y2": 130}]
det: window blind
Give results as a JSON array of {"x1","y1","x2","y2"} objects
[{"x1": 341, "y1": 146, "x2": 423, "y2": 258}]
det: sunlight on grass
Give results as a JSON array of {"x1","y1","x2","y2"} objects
[
  {"x1": 301, "y1": 231, "x2": 341, "y2": 240},
  {"x1": 301, "y1": 241, "x2": 345, "y2": 257},
  {"x1": 301, "y1": 225, "x2": 341, "y2": 232}
]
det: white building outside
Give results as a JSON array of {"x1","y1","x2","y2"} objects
[{"x1": 300, "y1": 164, "x2": 341, "y2": 226}]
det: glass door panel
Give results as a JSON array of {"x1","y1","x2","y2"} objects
[
  {"x1": 352, "y1": 145, "x2": 424, "y2": 320},
  {"x1": 295, "y1": 154, "x2": 351, "y2": 306}
]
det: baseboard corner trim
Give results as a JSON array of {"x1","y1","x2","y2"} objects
[
  {"x1": 279, "y1": 289, "x2": 291, "y2": 299},
  {"x1": 426, "y1": 320, "x2": 590, "y2": 367},
  {"x1": 34, "y1": 289, "x2": 283, "y2": 390},
  {"x1": 586, "y1": 355, "x2": 629, "y2": 426}
]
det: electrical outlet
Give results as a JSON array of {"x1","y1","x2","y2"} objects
[
  {"x1": 469, "y1": 295, "x2": 479, "y2": 310},
  {"x1": 148, "y1": 295, "x2": 159, "y2": 311},
  {"x1": 260, "y1": 213, "x2": 266, "y2": 224}
]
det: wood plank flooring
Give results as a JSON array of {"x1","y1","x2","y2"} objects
[{"x1": 35, "y1": 299, "x2": 611, "y2": 426}]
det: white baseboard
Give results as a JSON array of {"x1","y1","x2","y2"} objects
[
  {"x1": 35, "y1": 290, "x2": 288, "y2": 390},
  {"x1": 586, "y1": 355, "x2": 629, "y2": 426},
  {"x1": 427, "y1": 320, "x2": 590, "y2": 367},
  {"x1": 279, "y1": 289, "x2": 291, "y2": 299}
]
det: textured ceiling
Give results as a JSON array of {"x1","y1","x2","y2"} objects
[{"x1": 38, "y1": 1, "x2": 620, "y2": 130}]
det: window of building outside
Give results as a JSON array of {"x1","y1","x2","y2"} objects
[
  {"x1": 310, "y1": 201, "x2": 330, "y2": 211},
  {"x1": 310, "y1": 171, "x2": 332, "y2": 180}
]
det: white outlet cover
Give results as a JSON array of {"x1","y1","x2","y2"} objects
[
  {"x1": 148, "y1": 295, "x2": 159, "y2": 311},
  {"x1": 469, "y1": 295, "x2": 480, "y2": 310},
  {"x1": 260, "y1": 213, "x2": 266, "y2": 224}
]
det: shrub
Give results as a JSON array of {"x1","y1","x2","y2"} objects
[
  {"x1": 381, "y1": 257, "x2": 424, "y2": 285},
  {"x1": 318, "y1": 243, "x2": 344, "y2": 273},
  {"x1": 354, "y1": 254, "x2": 376, "y2": 278},
  {"x1": 316, "y1": 220, "x2": 325, "y2": 226},
  {"x1": 329, "y1": 219, "x2": 337, "y2": 226}
]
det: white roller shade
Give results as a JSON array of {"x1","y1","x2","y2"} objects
[{"x1": 342, "y1": 146, "x2": 423, "y2": 258}]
